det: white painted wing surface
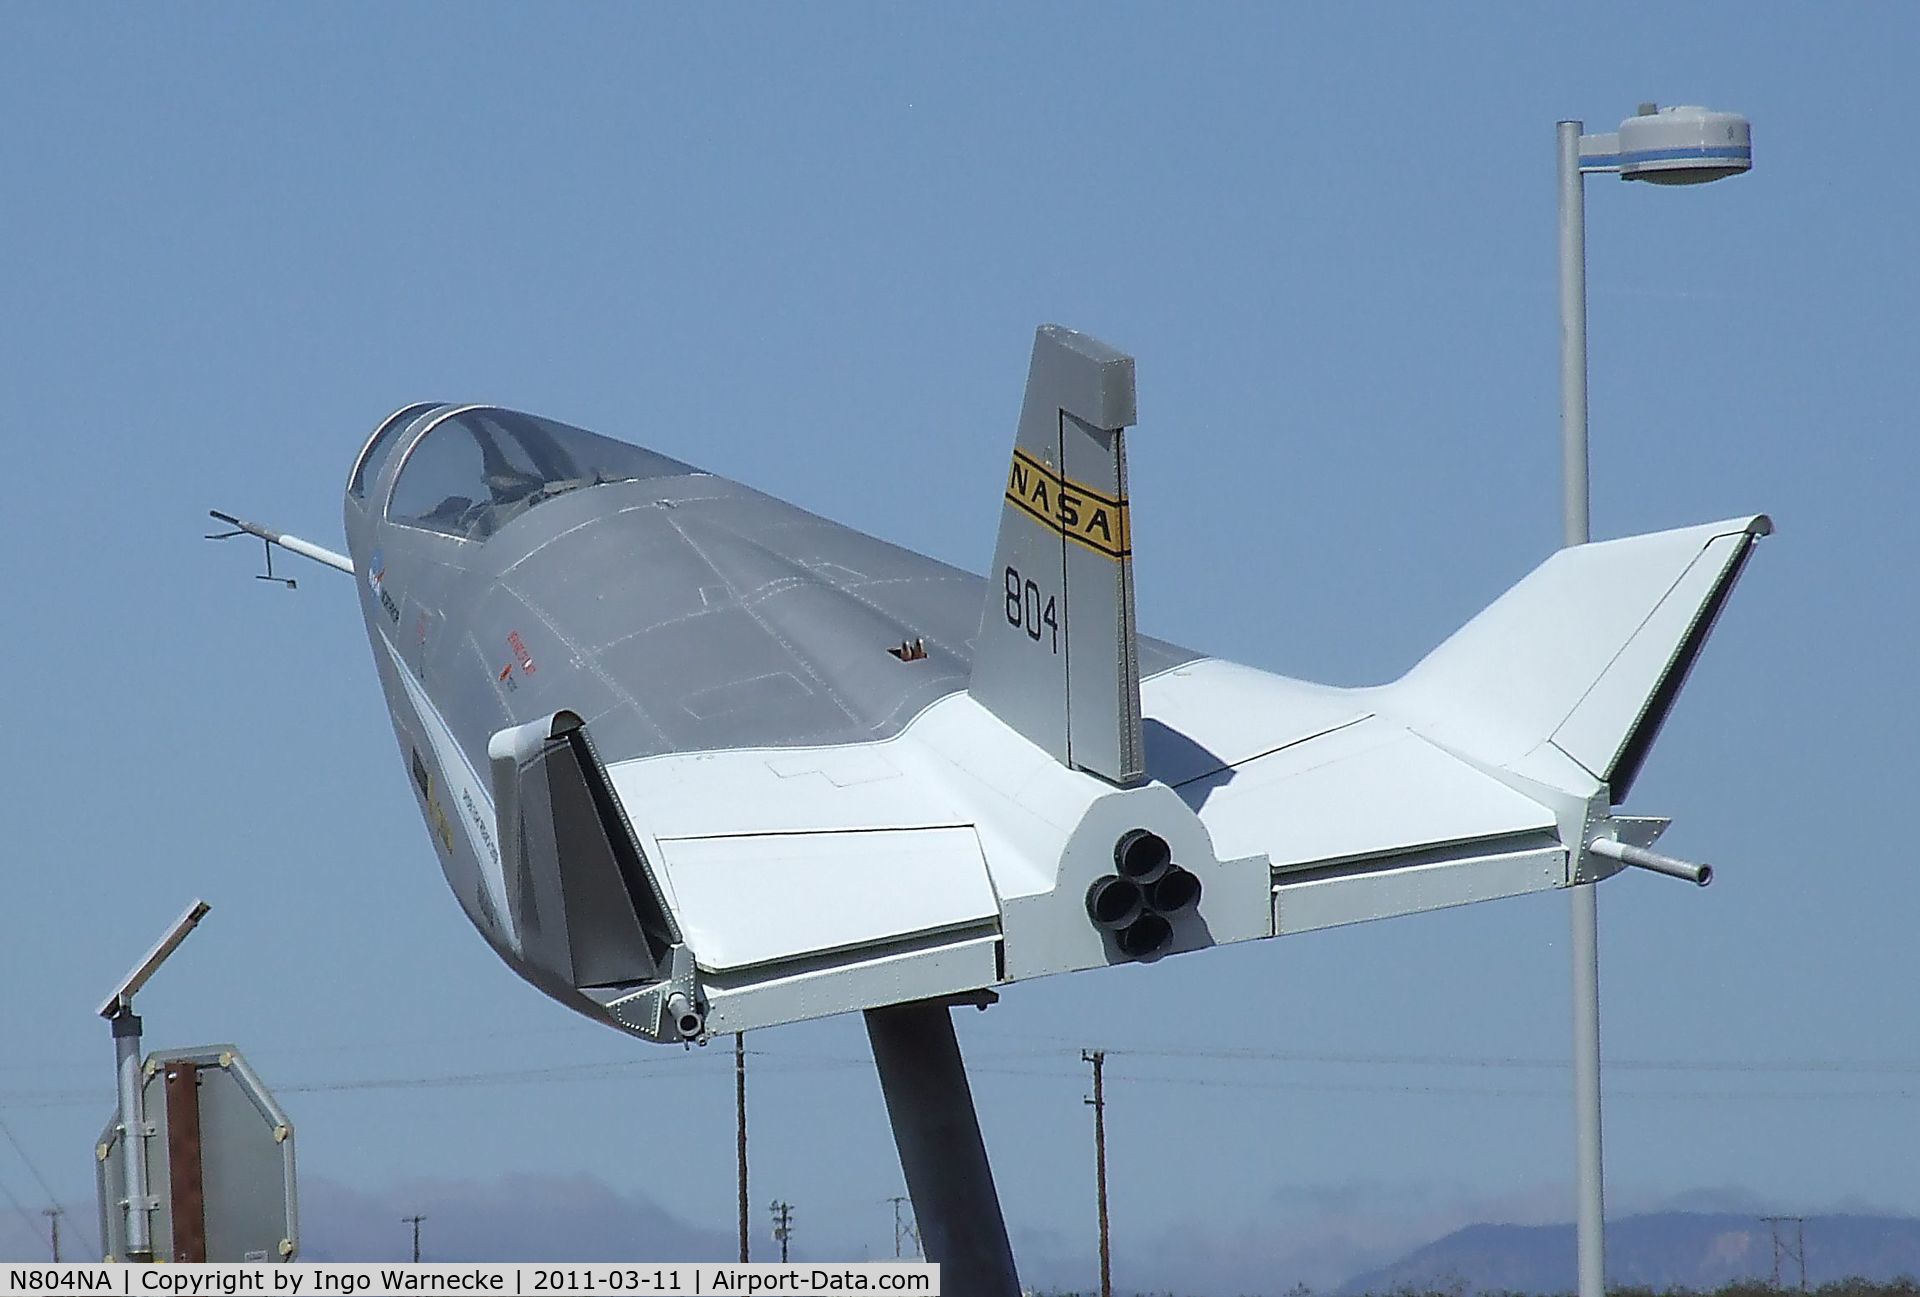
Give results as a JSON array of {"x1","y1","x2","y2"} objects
[
  {"x1": 1387, "y1": 515, "x2": 1770, "y2": 791},
  {"x1": 591, "y1": 515, "x2": 1768, "y2": 1034}
]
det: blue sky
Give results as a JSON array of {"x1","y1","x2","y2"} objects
[{"x1": 2, "y1": 5, "x2": 1915, "y2": 1290}]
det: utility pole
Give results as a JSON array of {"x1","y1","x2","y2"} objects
[
  {"x1": 1761, "y1": 1216, "x2": 1807, "y2": 1291},
  {"x1": 770, "y1": 1200, "x2": 794, "y2": 1263},
  {"x1": 735, "y1": 1033, "x2": 749, "y2": 1263},
  {"x1": 43, "y1": 1209, "x2": 60, "y2": 1262},
  {"x1": 404, "y1": 1214, "x2": 427, "y2": 1263},
  {"x1": 886, "y1": 1196, "x2": 919, "y2": 1259},
  {"x1": 1082, "y1": 1049, "x2": 1111, "y2": 1297}
]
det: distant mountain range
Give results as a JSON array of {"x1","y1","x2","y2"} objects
[{"x1": 1340, "y1": 1213, "x2": 1920, "y2": 1295}]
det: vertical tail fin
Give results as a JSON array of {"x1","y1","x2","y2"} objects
[{"x1": 969, "y1": 325, "x2": 1144, "y2": 784}]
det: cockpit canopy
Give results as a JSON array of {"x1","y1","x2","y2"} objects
[{"x1": 356, "y1": 405, "x2": 695, "y2": 543}]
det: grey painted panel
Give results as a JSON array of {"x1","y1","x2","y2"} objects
[
  {"x1": 507, "y1": 747, "x2": 576, "y2": 986},
  {"x1": 541, "y1": 740, "x2": 656, "y2": 987},
  {"x1": 1059, "y1": 411, "x2": 1143, "y2": 783},
  {"x1": 196, "y1": 1064, "x2": 290, "y2": 1262},
  {"x1": 354, "y1": 410, "x2": 1202, "y2": 775},
  {"x1": 508, "y1": 510, "x2": 723, "y2": 648},
  {"x1": 972, "y1": 326, "x2": 1147, "y2": 783},
  {"x1": 971, "y1": 338, "x2": 1077, "y2": 763},
  {"x1": 594, "y1": 609, "x2": 853, "y2": 752}
]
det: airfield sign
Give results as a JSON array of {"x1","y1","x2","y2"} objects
[{"x1": 96, "y1": 1045, "x2": 297, "y2": 1262}]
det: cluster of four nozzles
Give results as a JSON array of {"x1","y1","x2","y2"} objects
[{"x1": 1085, "y1": 829, "x2": 1202, "y2": 958}]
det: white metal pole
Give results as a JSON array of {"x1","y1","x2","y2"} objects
[
  {"x1": 111, "y1": 1011, "x2": 154, "y2": 1260},
  {"x1": 1559, "y1": 117, "x2": 1606, "y2": 1297},
  {"x1": 1559, "y1": 122, "x2": 1591, "y2": 548}
]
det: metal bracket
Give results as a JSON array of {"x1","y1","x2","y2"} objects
[
  {"x1": 932, "y1": 989, "x2": 1000, "y2": 1011},
  {"x1": 605, "y1": 944, "x2": 701, "y2": 1042}
]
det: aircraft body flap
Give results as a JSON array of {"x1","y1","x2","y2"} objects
[
  {"x1": 1180, "y1": 719, "x2": 1559, "y2": 871},
  {"x1": 652, "y1": 827, "x2": 999, "y2": 973}
]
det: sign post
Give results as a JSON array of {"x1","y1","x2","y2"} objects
[{"x1": 97, "y1": 1044, "x2": 297, "y2": 1263}]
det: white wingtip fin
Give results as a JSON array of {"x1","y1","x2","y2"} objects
[{"x1": 1391, "y1": 515, "x2": 1770, "y2": 800}]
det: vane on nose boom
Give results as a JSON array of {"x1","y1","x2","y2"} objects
[{"x1": 205, "y1": 509, "x2": 354, "y2": 589}]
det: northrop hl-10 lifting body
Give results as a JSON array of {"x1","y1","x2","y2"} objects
[{"x1": 217, "y1": 326, "x2": 1765, "y2": 1048}]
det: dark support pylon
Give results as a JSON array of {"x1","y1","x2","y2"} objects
[
  {"x1": 735, "y1": 1033, "x2": 749, "y2": 1263},
  {"x1": 865, "y1": 1000, "x2": 1020, "y2": 1295}
]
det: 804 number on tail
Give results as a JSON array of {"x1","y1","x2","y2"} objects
[{"x1": 1004, "y1": 566, "x2": 1059, "y2": 654}]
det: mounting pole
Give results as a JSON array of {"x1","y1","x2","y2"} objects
[
  {"x1": 865, "y1": 999, "x2": 1019, "y2": 1295},
  {"x1": 110, "y1": 1012, "x2": 153, "y2": 1260},
  {"x1": 735, "y1": 1033, "x2": 749, "y2": 1263},
  {"x1": 98, "y1": 898, "x2": 212, "y2": 1262},
  {"x1": 404, "y1": 1214, "x2": 426, "y2": 1263}
]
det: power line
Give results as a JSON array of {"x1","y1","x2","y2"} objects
[
  {"x1": 12, "y1": 1037, "x2": 1920, "y2": 1090},
  {"x1": 7, "y1": 1043, "x2": 1920, "y2": 1117},
  {"x1": 1034, "y1": 1040, "x2": 1920, "y2": 1076},
  {"x1": 14, "y1": 1033, "x2": 1920, "y2": 1089},
  {"x1": 5, "y1": 1068, "x2": 1918, "y2": 1115},
  {"x1": 0, "y1": 1116, "x2": 61, "y2": 1207},
  {"x1": 0, "y1": 1165, "x2": 42, "y2": 1248}
]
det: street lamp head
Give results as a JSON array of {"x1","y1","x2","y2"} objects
[{"x1": 1616, "y1": 103, "x2": 1751, "y2": 185}]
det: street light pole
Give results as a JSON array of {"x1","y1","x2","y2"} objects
[
  {"x1": 1559, "y1": 121, "x2": 1591, "y2": 552},
  {"x1": 1557, "y1": 118, "x2": 1603, "y2": 1297},
  {"x1": 1554, "y1": 103, "x2": 1752, "y2": 1297}
]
